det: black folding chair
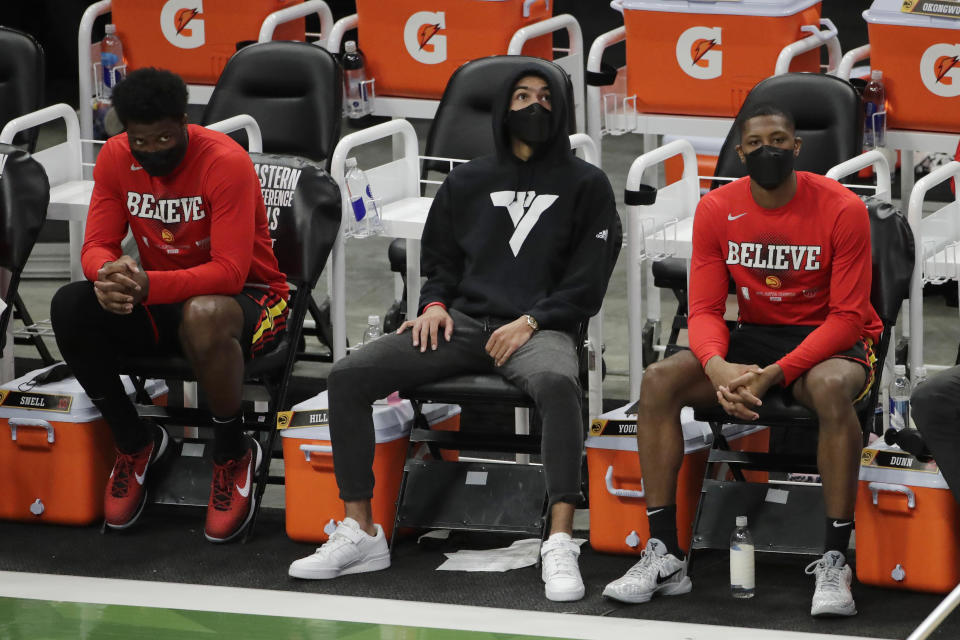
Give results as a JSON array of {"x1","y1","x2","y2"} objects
[
  {"x1": 118, "y1": 153, "x2": 340, "y2": 540},
  {"x1": 688, "y1": 197, "x2": 914, "y2": 564}
]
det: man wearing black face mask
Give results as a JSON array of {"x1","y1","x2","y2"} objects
[
  {"x1": 50, "y1": 68, "x2": 288, "y2": 544},
  {"x1": 288, "y1": 67, "x2": 621, "y2": 602},
  {"x1": 604, "y1": 105, "x2": 880, "y2": 618}
]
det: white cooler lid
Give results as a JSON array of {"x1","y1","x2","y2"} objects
[
  {"x1": 0, "y1": 364, "x2": 167, "y2": 424},
  {"x1": 615, "y1": 0, "x2": 821, "y2": 17},
  {"x1": 280, "y1": 390, "x2": 458, "y2": 444},
  {"x1": 587, "y1": 403, "x2": 714, "y2": 452},
  {"x1": 859, "y1": 438, "x2": 949, "y2": 489},
  {"x1": 864, "y1": 0, "x2": 960, "y2": 29}
]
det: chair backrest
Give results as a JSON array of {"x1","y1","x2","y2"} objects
[
  {"x1": 0, "y1": 144, "x2": 50, "y2": 274},
  {"x1": 0, "y1": 27, "x2": 45, "y2": 152},
  {"x1": 0, "y1": 143, "x2": 50, "y2": 347},
  {"x1": 249, "y1": 153, "x2": 341, "y2": 293},
  {"x1": 712, "y1": 73, "x2": 862, "y2": 185},
  {"x1": 203, "y1": 42, "x2": 342, "y2": 170},
  {"x1": 423, "y1": 55, "x2": 576, "y2": 176}
]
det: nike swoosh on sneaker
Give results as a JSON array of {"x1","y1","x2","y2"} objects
[
  {"x1": 236, "y1": 463, "x2": 252, "y2": 498},
  {"x1": 134, "y1": 468, "x2": 147, "y2": 485},
  {"x1": 727, "y1": 213, "x2": 748, "y2": 221},
  {"x1": 657, "y1": 568, "x2": 682, "y2": 584}
]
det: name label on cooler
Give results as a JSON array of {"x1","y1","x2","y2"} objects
[
  {"x1": 275, "y1": 409, "x2": 329, "y2": 430},
  {"x1": 860, "y1": 448, "x2": 938, "y2": 473},
  {"x1": 0, "y1": 389, "x2": 73, "y2": 413},
  {"x1": 589, "y1": 419, "x2": 637, "y2": 436}
]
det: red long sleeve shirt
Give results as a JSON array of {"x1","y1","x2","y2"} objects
[
  {"x1": 688, "y1": 172, "x2": 882, "y2": 385},
  {"x1": 82, "y1": 125, "x2": 287, "y2": 304}
]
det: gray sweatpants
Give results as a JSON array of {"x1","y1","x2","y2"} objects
[
  {"x1": 911, "y1": 365, "x2": 960, "y2": 504},
  {"x1": 328, "y1": 308, "x2": 583, "y2": 506}
]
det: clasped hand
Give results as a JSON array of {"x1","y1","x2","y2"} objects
[
  {"x1": 705, "y1": 357, "x2": 782, "y2": 421},
  {"x1": 94, "y1": 255, "x2": 149, "y2": 315}
]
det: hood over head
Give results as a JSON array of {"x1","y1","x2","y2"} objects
[{"x1": 492, "y1": 58, "x2": 575, "y2": 163}]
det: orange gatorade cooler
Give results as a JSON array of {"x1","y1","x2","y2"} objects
[
  {"x1": 0, "y1": 366, "x2": 167, "y2": 525},
  {"x1": 355, "y1": 0, "x2": 553, "y2": 99},
  {"x1": 279, "y1": 390, "x2": 460, "y2": 543},
  {"x1": 856, "y1": 439, "x2": 960, "y2": 593},
  {"x1": 615, "y1": 0, "x2": 822, "y2": 117},
  {"x1": 864, "y1": 0, "x2": 960, "y2": 132},
  {"x1": 111, "y1": 0, "x2": 306, "y2": 85},
  {"x1": 586, "y1": 402, "x2": 768, "y2": 555}
]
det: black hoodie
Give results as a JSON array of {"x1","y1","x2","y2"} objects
[{"x1": 418, "y1": 65, "x2": 622, "y2": 331}]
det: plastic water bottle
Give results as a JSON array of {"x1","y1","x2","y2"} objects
[
  {"x1": 361, "y1": 315, "x2": 383, "y2": 346},
  {"x1": 863, "y1": 69, "x2": 886, "y2": 149},
  {"x1": 730, "y1": 515, "x2": 755, "y2": 599},
  {"x1": 888, "y1": 364, "x2": 911, "y2": 431},
  {"x1": 343, "y1": 157, "x2": 382, "y2": 239},
  {"x1": 101, "y1": 24, "x2": 125, "y2": 97},
  {"x1": 342, "y1": 41, "x2": 371, "y2": 119}
]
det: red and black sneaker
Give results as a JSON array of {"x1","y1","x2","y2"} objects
[
  {"x1": 204, "y1": 435, "x2": 263, "y2": 543},
  {"x1": 104, "y1": 424, "x2": 169, "y2": 529}
]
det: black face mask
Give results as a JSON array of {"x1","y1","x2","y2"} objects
[
  {"x1": 744, "y1": 144, "x2": 795, "y2": 190},
  {"x1": 506, "y1": 103, "x2": 552, "y2": 145},
  {"x1": 131, "y1": 131, "x2": 189, "y2": 177}
]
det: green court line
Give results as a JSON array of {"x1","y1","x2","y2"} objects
[{"x1": 0, "y1": 596, "x2": 571, "y2": 640}]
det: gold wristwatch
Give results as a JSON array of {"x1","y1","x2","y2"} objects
[{"x1": 524, "y1": 314, "x2": 539, "y2": 331}]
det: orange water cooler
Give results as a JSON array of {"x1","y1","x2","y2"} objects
[
  {"x1": 614, "y1": 0, "x2": 823, "y2": 117},
  {"x1": 856, "y1": 440, "x2": 960, "y2": 593},
  {"x1": 111, "y1": 0, "x2": 305, "y2": 85},
  {"x1": 355, "y1": 0, "x2": 553, "y2": 99},
  {"x1": 864, "y1": 0, "x2": 960, "y2": 132},
  {"x1": 280, "y1": 390, "x2": 460, "y2": 543},
  {"x1": 0, "y1": 366, "x2": 167, "y2": 525},
  {"x1": 586, "y1": 403, "x2": 769, "y2": 555}
]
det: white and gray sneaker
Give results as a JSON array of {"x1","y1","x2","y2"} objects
[
  {"x1": 540, "y1": 532, "x2": 585, "y2": 602},
  {"x1": 806, "y1": 550, "x2": 857, "y2": 617},
  {"x1": 288, "y1": 518, "x2": 391, "y2": 579},
  {"x1": 603, "y1": 538, "x2": 692, "y2": 603}
]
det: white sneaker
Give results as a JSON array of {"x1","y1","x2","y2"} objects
[
  {"x1": 540, "y1": 533, "x2": 585, "y2": 602},
  {"x1": 602, "y1": 538, "x2": 692, "y2": 604},
  {"x1": 806, "y1": 550, "x2": 857, "y2": 617},
  {"x1": 288, "y1": 518, "x2": 391, "y2": 579}
]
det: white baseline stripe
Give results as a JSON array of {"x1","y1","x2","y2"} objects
[{"x1": 0, "y1": 571, "x2": 879, "y2": 640}]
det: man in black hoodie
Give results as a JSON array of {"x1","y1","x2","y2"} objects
[{"x1": 288, "y1": 63, "x2": 621, "y2": 602}]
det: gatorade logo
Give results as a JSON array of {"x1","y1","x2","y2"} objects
[
  {"x1": 404, "y1": 11, "x2": 446, "y2": 64},
  {"x1": 160, "y1": 0, "x2": 205, "y2": 49},
  {"x1": 676, "y1": 26, "x2": 722, "y2": 80},
  {"x1": 920, "y1": 43, "x2": 960, "y2": 97}
]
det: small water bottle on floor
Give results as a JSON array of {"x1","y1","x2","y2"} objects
[
  {"x1": 362, "y1": 315, "x2": 382, "y2": 346},
  {"x1": 730, "y1": 515, "x2": 755, "y2": 599}
]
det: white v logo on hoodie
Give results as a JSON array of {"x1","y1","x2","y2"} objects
[{"x1": 490, "y1": 190, "x2": 559, "y2": 256}]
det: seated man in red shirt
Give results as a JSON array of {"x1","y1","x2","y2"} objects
[
  {"x1": 603, "y1": 105, "x2": 880, "y2": 617},
  {"x1": 50, "y1": 68, "x2": 288, "y2": 543}
]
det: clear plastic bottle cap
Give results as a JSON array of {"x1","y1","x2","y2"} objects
[
  {"x1": 894, "y1": 364, "x2": 906, "y2": 375},
  {"x1": 871, "y1": 69, "x2": 883, "y2": 81},
  {"x1": 736, "y1": 516, "x2": 748, "y2": 527},
  {"x1": 368, "y1": 315, "x2": 380, "y2": 326},
  {"x1": 105, "y1": 24, "x2": 117, "y2": 34},
  {"x1": 345, "y1": 41, "x2": 357, "y2": 54}
]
